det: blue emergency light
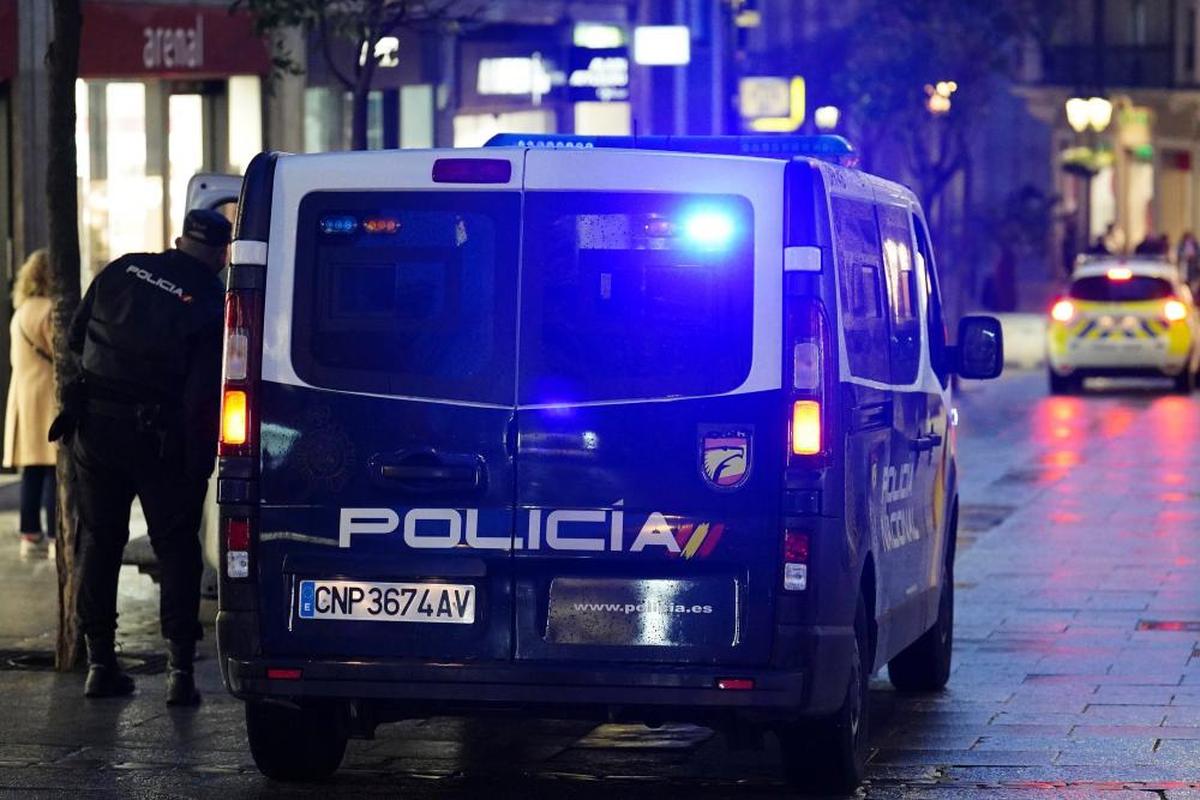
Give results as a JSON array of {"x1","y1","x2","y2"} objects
[
  {"x1": 682, "y1": 209, "x2": 737, "y2": 249},
  {"x1": 483, "y1": 133, "x2": 857, "y2": 164}
]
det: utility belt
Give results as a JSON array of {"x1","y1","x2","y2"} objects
[{"x1": 86, "y1": 397, "x2": 180, "y2": 429}]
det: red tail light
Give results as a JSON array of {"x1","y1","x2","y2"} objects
[
  {"x1": 786, "y1": 297, "x2": 831, "y2": 463},
  {"x1": 791, "y1": 400, "x2": 821, "y2": 455},
  {"x1": 219, "y1": 289, "x2": 263, "y2": 457},
  {"x1": 224, "y1": 516, "x2": 252, "y2": 579},
  {"x1": 221, "y1": 390, "x2": 247, "y2": 445},
  {"x1": 1051, "y1": 298, "x2": 1075, "y2": 323},
  {"x1": 783, "y1": 529, "x2": 809, "y2": 591}
]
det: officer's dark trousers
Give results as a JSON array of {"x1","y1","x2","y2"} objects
[{"x1": 74, "y1": 412, "x2": 206, "y2": 643}]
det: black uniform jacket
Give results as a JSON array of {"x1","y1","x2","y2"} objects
[{"x1": 69, "y1": 249, "x2": 224, "y2": 479}]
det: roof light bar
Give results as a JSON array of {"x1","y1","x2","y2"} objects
[{"x1": 484, "y1": 133, "x2": 857, "y2": 164}]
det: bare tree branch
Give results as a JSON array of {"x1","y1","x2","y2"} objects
[{"x1": 316, "y1": 4, "x2": 354, "y2": 89}]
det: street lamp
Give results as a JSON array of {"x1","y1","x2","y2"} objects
[
  {"x1": 1063, "y1": 96, "x2": 1113, "y2": 263},
  {"x1": 814, "y1": 105, "x2": 840, "y2": 131},
  {"x1": 1065, "y1": 96, "x2": 1112, "y2": 133},
  {"x1": 925, "y1": 81, "x2": 957, "y2": 115}
]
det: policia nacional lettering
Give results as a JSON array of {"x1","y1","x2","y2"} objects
[{"x1": 879, "y1": 461, "x2": 921, "y2": 552}]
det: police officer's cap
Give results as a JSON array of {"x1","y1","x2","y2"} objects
[{"x1": 182, "y1": 209, "x2": 232, "y2": 247}]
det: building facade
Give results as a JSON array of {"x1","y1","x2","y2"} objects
[{"x1": 1023, "y1": 0, "x2": 1200, "y2": 265}]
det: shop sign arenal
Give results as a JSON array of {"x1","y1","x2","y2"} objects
[
  {"x1": 80, "y1": 2, "x2": 269, "y2": 77},
  {"x1": 0, "y1": 0, "x2": 16, "y2": 83},
  {"x1": 568, "y1": 47, "x2": 630, "y2": 103}
]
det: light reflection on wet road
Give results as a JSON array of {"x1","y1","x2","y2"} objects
[{"x1": 1, "y1": 369, "x2": 1199, "y2": 798}]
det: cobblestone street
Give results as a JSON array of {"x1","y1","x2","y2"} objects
[{"x1": 0, "y1": 369, "x2": 1198, "y2": 797}]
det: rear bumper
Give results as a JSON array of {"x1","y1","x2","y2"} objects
[
  {"x1": 1049, "y1": 364, "x2": 1186, "y2": 378},
  {"x1": 1048, "y1": 328, "x2": 1191, "y2": 374},
  {"x1": 218, "y1": 611, "x2": 853, "y2": 723}
]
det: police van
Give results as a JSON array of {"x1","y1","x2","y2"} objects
[{"x1": 216, "y1": 134, "x2": 1002, "y2": 792}]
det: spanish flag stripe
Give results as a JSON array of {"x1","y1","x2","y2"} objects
[{"x1": 682, "y1": 523, "x2": 710, "y2": 559}]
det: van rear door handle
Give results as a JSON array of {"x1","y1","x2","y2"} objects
[
  {"x1": 849, "y1": 401, "x2": 892, "y2": 432},
  {"x1": 369, "y1": 450, "x2": 485, "y2": 493},
  {"x1": 910, "y1": 433, "x2": 943, "y2": 452}
]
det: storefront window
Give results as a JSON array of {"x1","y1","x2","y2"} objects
[
  {"x1": 77, "y1": 79, "x2": 166, "y2": 281},
  {"x1": 401, "y1": 85, "x2": 434, "y2": 148},
  {"x1": 168, "y1": 94, "x2": 203, "y2": 246},
  {"x1": 228, "y1": 76, "x2": 263, "y2": 174},
  {"x1": 107, "y1": 82, "x2": 161, "y2": 261},
  {"x1": 574, "y1": 101, "x2": 631, "y2": 135},
  {"x1": 77, "y1": 75, "x2": 263, "y2": 281},
  {"x1": 304, "y1": 86, "x2": 387, "y2": 152},
  {"x1": 453, "y1": 109, "x2": 555, "y2": 148}
]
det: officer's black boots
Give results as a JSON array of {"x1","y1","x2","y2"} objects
[
  {"x1": 165, "y1": 640, "x2": 201, "y2": 707},
  {"x1": 83, "y1": 635, "x2": 135, "y2": 698}
]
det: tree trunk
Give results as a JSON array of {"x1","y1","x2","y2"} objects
[
  {"x1": 47, "y1": 0, "x2": 84, "y2": 672},
  {"x1": 350, "y1": 83, "x2": 370, "y2": 151},
  {"x1": 350, "y1": 50, "x2": 380, "y2": 152}
]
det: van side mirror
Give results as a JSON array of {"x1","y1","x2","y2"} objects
[{"x1": 952, "y1": 316, "x2": 1003, "y2": 379}]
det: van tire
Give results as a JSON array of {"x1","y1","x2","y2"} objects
[
  {"x1": 1171, "y1": 367, "x2": 1194, "y2": 395},
  {"x1": 246, "y1": 701, "x2": 348, "y2": 781},
  {"x1": 1048, "y1": 370, "x2": 1078, "y2": 395},
  {"x1": 779, "y1": 596, "x2": 870, "y2": 794},
  {"x1": 887, "y1": 564, "x2": 954, "y2": 692}
]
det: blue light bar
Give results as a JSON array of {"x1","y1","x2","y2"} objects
[
  {"x1": 682, "y1": 209, "x2": 737, "y2": 250},
  {"x1": 483, "y1": 133, "x2": 857, "y2": 164}
]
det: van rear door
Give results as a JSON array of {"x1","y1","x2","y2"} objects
[
  {"x1": 513, "y1": 150, "x2": 785, "y2": 666},
  {"x1": 256, "y1": 151, "x2": 522, "y2": 661}
]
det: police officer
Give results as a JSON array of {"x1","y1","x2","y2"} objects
[{"x1": 60, "y1": 209, "x2": 228, "y2": 705}]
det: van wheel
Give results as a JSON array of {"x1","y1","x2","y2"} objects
[
  {"x1": 1048, "y1": 370, "x2": 1078, "y2": 395},
  {"x1": 779, "y1": 596, "x2": 870, "y2": 794},
  {"x1": 1171, "y1": 367, "x2": 1194, "y2": 395},
  {"x1": 888, "y1": 563, "x2": 954, "y2": 692},
  {"x1": 245, "y1": 701, "x2": 348, "y2": 781}
]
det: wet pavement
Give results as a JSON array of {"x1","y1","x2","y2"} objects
[{"x1": 0, "y1": 368, "x2": 1199, "y2": 797}]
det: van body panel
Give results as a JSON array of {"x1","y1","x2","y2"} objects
[
  {"x1": 260, "y1": 149, "x2": 525, "y2": 391},
  {"x1": 512, "y1": 392, "x2": 785, "y2": 664},
  {"x1": 513, "y1": 151, "x2": 786, "y2": 666},
  {"x1": 254, "y1": 381, "x2": 516, "y2": 659},
  {"x1": 252, "y1": 151, "x2": 525, "y2": 661},
  {"x1": 218, "y1": 144, "x2": 977, "y2": 741}
]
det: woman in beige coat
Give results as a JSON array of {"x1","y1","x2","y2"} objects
[{"x1": 3, "y1": 249, "x2": 57, "y2": 552}]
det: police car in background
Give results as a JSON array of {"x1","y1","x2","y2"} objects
[
  {"x1": 215, "y1": 134, "x2": 1002, "y2": 793},
  {"x1": 1047, "y1": 256, "x2": 1200, "y2": 394}
]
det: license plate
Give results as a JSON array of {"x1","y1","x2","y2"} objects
[{"x1": 297, "y1": 580, "x2": 475, "y2": 624}]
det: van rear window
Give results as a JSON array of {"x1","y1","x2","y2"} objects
[
  {"x1": 292, "y1": 191, "x2": 519, "y2": 403},
  {"x1": 519, "y1": 192, "x2": 754, "y2": 404},
  {"x1": 1070, "y1": 275, "x2": 1173, "y2": 302}
]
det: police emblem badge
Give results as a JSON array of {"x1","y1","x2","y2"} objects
[{"x1": 699, "y1": 427, "x2": 753, "y2": 491}]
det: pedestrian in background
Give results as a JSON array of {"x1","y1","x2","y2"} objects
[
  {"x1": 1177, "y1": 232, "x2": 1200, "y2": 292},
  {"x1": 3, "y1": 249, "x2": 58, "y2": 557},
  {"x1": 50, "y1": 209, "x2": 228, "y2": 704}
]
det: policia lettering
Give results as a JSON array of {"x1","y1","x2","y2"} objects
[
  {"x1": 879, "y1": 461, "x2": 920, "y2": 553},
  {"x1": 340, "y1": 507, "x2": 690, "y2": 554},
  {"x1": 125, "y1": 264, "x2": 194, "y2": 303}
]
